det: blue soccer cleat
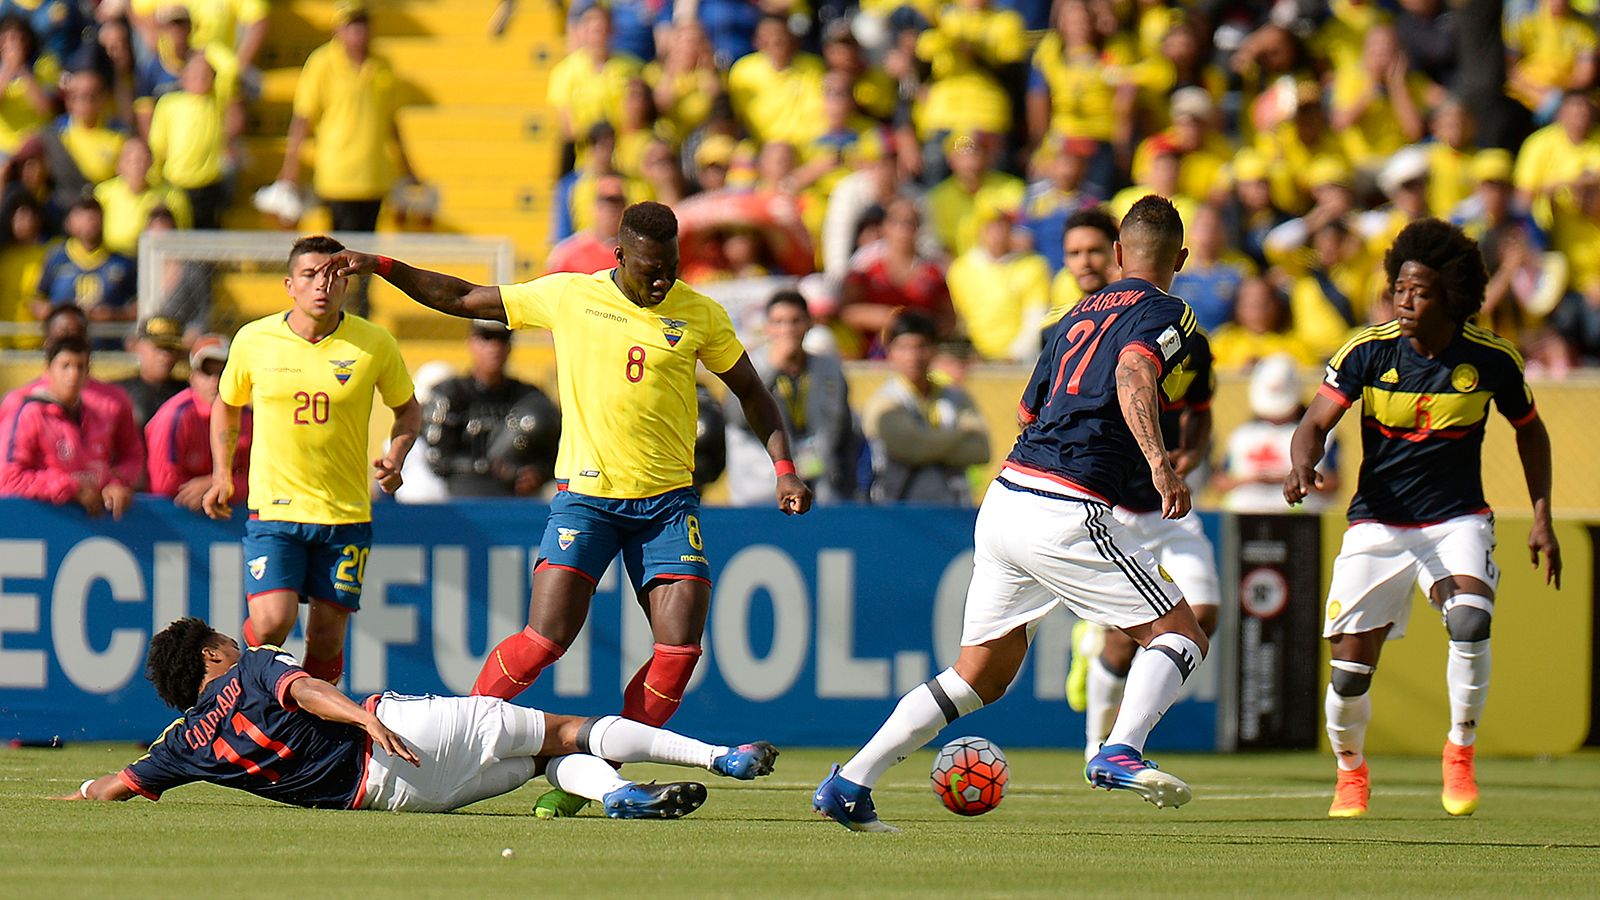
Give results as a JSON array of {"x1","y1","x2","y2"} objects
[
  {"x1": 1086, "y1": 743, "x2": 1191, "y2": 809},
  {"x1": 712, "y1": 742, "x2": 779, "y2": 780},
  {"x1": 813, "y1": 764, "x2": 899, "y2": 833},
  {"x1": 601, "y1": 781, "x2": 707, "y2": 820}
]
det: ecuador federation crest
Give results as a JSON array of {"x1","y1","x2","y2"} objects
[
  {"x1": 329, "y1": 359, "x2": 356, "y2": 385},
  {"x1": 248, "y1": 555, "x2": 268, "y2": 581},
  {"x1": 557, "y1": 528, "x2": 581, "y2": 551},
  {"x1": 659, "y1": 317, "x2": 687, "y2": 348}
]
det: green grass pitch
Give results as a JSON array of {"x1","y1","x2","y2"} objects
[{"x1": 5, "y1": 746, "x2": 1599, "y2": 897}]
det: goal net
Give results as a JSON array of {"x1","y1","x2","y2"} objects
[{"x1": 136, "y1": 230, "x2": 517, "y2": 342}]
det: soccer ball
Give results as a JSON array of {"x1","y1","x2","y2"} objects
[{"x1": 931, "y1": 736, "x2": 1008, "y2": 816}]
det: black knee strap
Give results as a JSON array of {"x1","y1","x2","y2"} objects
[
  {"x1": 575, "y1": 716, "x2": 603, "y2": 755},
  {"x1": 1445, "y1": 606, "x2": 1492, "y2": 642},
  {"x1": 1330, "y1": 659, "x2": 1375, "y2": 697}
]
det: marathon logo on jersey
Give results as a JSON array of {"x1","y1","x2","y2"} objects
[
  {"x1": 1157, "y1": 325, "x2": 1183, "y2": 361},
  {"x1": 249, "y1": 555, "x2": 268, "y2": 580},
  {"x1": 557, "y1": 528, "x2": 581, "y2": 551},
  {"x1": 329, "y1": 359, "x2": 356, "y2": 385},
  {"x1": 659, "y1": 317, "x2": 688, "y2": 347}
]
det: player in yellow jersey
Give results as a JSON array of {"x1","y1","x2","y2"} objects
[
  {"x1": 327, "y1": 202, "x2": 811, "y2": 815},
  {"x1": 202, "y1": 235, "x2": 421, "y2": 685}
]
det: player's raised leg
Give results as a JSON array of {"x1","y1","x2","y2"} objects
[
  {"x1": 473, "y1": 490, "x2": 629, "y2": 700},
  {"x1": 472, "y1": 568, "x2": 594, "y2": 698}
]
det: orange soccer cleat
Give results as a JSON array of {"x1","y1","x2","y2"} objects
[
  {"x1": 1442, "y1": 741, "x2": 1479, "y2": 816},
  {"x1": 1328, "y1": 762, "x2": 1370, "y2": 818}
]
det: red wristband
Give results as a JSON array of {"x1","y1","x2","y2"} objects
[
  {"x1": 774, "y1": 459, "x2": 796, "y2": 478},
  {"x1": 374, "y1": 255, "x2": 394, "y2": 277}
]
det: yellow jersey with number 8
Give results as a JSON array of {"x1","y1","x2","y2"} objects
[
  {"x1": 219, "y1": 312, "x2": 413, "y2": 524},
  {"x1": 500, "y1": 270, "x2": 745, "y2": 499}
]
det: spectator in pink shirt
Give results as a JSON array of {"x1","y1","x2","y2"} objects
[
  {"x1": 145, "y1": 334, "x2": 251, "y2": 512},
  {"x1": 1, "y1": 335, "x2": 144, "y2": 518},
  {"x1": 0, "y1": 306, "x2": 144, "y2": 470},
  {"x1": 543, "y1": 174, "x2": 626, "y2": 274}
]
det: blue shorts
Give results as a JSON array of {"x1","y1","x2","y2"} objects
[
  {"x1": 243, "y1": 518, "x2": 373, "y2": 611},
  {"x1": 537, "y1": 485, "x2": 711, "y2": 591}
]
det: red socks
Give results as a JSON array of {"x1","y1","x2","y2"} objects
[
  {"x1": 303, "y1": 650, "x2": 344, "y2": 683},
  {"x1": 472, "y1": 627, "x2": 565, "y2": 699},
  {"x1": 242, "y1": 618, "x2": 263, "y2": 648},
  {"x1": 621, "y1": 643, "x2": 703, "y2": 727}
]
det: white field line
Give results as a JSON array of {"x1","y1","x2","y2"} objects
[{"x1": 732, "y1": 781, "x2": 1435, "y2": 800}]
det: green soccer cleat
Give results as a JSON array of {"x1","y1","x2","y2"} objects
[
  {"x1": 1066, "y1": 620, "x2": 1104, "y2": 713},
  {"x1": 533, "y1": 787, "x2": 592, "y2": 819}
]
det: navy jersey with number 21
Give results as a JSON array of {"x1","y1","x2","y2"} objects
[
  {"x1": 118, "y1": 646, "x2": 366, "y2": 809},
  {"x1": 1010, "y1": 277, "x2": 1199, "y2": 506}
]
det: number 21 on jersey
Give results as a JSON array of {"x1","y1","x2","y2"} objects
[{"x1": 1050, "y1": 313, "x2": 1119, "y2": 399}]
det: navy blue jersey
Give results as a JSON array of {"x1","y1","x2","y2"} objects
[
  {"x1": 1010, "y1": 278, "x2": 1200, "y2": 505},
  {"x1": 1320, "y1": 321, "x2": 1535, "y2": 525},
  {"x1": 1120, "y1": 331, "x2": 1215, "y2": 514},
  {"x1": 118, "y1": 647, "x2": 366, "y2": 809}
]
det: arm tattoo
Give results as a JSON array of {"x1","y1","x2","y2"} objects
[{"x1": 1116, "y1": 354, "x2": 1166, "y2": 464}]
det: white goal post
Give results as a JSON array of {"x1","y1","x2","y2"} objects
[{"x1": 136, "y1": 230, "x2": 517, "y2": 327}]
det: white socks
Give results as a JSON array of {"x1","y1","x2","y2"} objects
[
  {"x1": 545, "y1": 754, "x2": 630, "y2": 801},
  {"x1": 838, "y1": 668, "x2": 983, "y2": 789},
  {"x1": 581, "y1": 715, "x2": 726, "y2": 770},
  {"x1": 1325, "y1": 684, "x2": 1371, "y2": 771},
  {"x1": 1085, "y1": 657, "x2": 1128, "y2": 760},
  {"x1": 1105, "y1": 633, "x2": 1203, "y2": 752},
  {"x1": 1446, "y1": 639, "x2": 1491, "y2": 747}
]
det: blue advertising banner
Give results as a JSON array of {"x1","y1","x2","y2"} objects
[{"x1": 0, "y1": 500, "x2": 1218, "y2": 749}]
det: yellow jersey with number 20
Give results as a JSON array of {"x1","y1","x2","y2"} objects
[
  {"x1": 219, "y1": 312, "x2": 414, "y2": 524},
  {"x1": 500, "y1": 270, "x2": 746, "y2": 499}
]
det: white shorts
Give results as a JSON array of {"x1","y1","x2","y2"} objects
[
  {"x1": 1112, "y1": 507, "x2": 1221, "y2": 609},
  {"x1": 961, "y1": 480, "x2": 1185, "y2": 646},
  {"x1": 1323, "y1": 512, "x2": 1499, "y2": 640},
  {"x1": 355, "y1": 694, "x2": 547, "y2": 813}
]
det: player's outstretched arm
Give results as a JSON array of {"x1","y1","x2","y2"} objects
[
  {"x1": 1514, "y1": 414, "x2": 1561, "y2": 588},
  {"x1": 287, "y1": 677, "x2": 420, "y2": 766},
  {"x1": 1284, "y1": 394, "x2": 1345, "y2": 508},
  {"x1": 1115, "y1": 347, "x2": 1190, "y2": 519},
  {"x1": 714, "y1": 353, "x2": 813, "y2": 515},
  {"x1": 58, "y1": 774, "x2": 135, "y2": 801},
  {"x1": 328, "y1": 251, "x2": 507, "y2": 323}
]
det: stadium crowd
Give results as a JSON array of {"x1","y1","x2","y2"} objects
[
  {"x1": 3, "y1": 0, "x2": 1600, "y2": 512},
  {"x1": 543, "y1": 0, "x2": 1600, "y2": 378}
]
